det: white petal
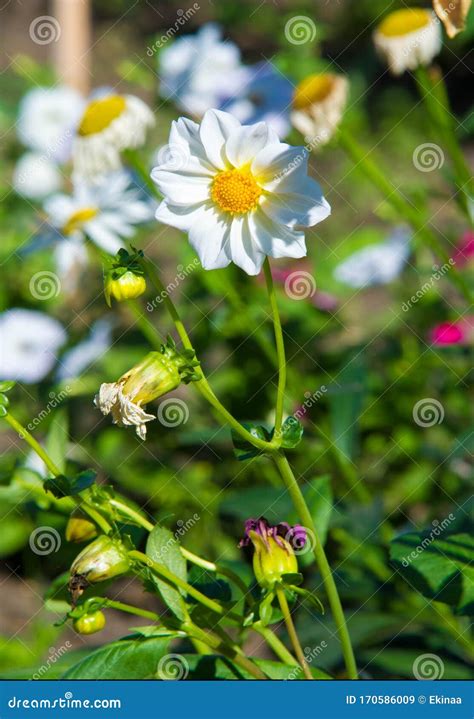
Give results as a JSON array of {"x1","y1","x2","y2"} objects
[
  {"x1": 199, "y1": 109, "x2": 240, "y2": 169},
  {"x1": 225, "y1": 123, "x2": 270, "y2": 168},
  {"x1": 86, "y1": 220, "x2": 124, "y2": 254},
  {"x1": 251, "y1": 143, "x2": 308, "y2": 185},
  {"x1": 250, "y1": 210, "x2": 307, "y2": 260},
  {"x1": 169, "y1": 117, "x2": 213, "y2": 168},
  {"x1": 229, "y1": 215, "x2": 264, "y2": 275},
  {"x1": 188, "y1": 205, "x2": 230, "y2": 270},
  {"x1": 260, "y1": 178, "x2": 331, "y2": 228},
  {"x1": 151, "y1": 168, "x2": 211, "y2": 205},
  {"x1": 155, "y1": 201, "x2": 207, "y2": 231}
]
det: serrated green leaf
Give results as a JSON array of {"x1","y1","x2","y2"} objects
[{"x1": 146, "y1": 525, "x2": 187, "y2": 620}]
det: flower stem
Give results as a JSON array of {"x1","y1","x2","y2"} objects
[
  {"x1": 252, "y1": 622, "x2": 299, "y2": 666},
  {"x1": 272, "y1": 452, "x2": 358, "y2": 679},
  {"x1": 102, "y1": 599, "x2": 164, "y2": 622},
  {"x1": 263, "y1": 258, "x2": 287, "y2": 437},
  {"x1": 336, "y1": 126, "x2": 473, "y2": 303},
  {"x1": 3, "y1": 413, "x2": 112, "y2": 534},
  {"x1": 275, "y1": 586, "x2": 313, "y2": 679}
]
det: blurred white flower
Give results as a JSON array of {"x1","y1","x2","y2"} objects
[
  {"x1": 72, "y1": 94, "x2": 154, "y2": 178},
  {"x1": 159, "y1": 24, "x2": 246, "y2": 117},
  {"x1": 333, "y1": 228, "x2": 411, "y2": 288},
  {"x1": 0, "y1": 309, "x2": 66, "y2": 383},
  {"x1": 152, "y1": 109, "x2": 330, "y2": 275},
  {"x1": 373, "y1": 8, "x2": 442, "y2": 75},
  {"x1": 54, "y1": 235, "x2": 89, "y2": 290},
  {"x1": 17, "y1": 86, "x2": 85, "y2": 163},
  {"x1": 13, "y1": 152, "x2": 62, "y2": 200},
  {"x1": 291, "y1": 73, "x2": 348, "y2": 145},
  {"x1": 45, "y1": 171, "x2": 154, "y2": 254},
  {"x1": 57, "y1": 319, "x2": 112, "y2": 380}
]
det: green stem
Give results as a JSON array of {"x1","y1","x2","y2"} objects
[
  {"x1": 127, "y1": 299, "x2": 163, "y2": 351},
  {"x1": 103, "y1": 599, "x2": 164, "y2": 622},
  {"x1": 276, "y1": 586, "x2": 313, "y2": 680},
  {"x1": 272, "y1": 452, "x2": 358, "y2": 679},
  {"x1": 142, "y1": 257, "x2": 277, "y2": 452},
  {"x1": 336, "y1": 126, "x2": 472, "y2": 303},
  {"x1": 263, "y1": 258, "x2": 287, "y2": 436},
  {"x1": 3, "y1": 413, "x2": 112, "y2": 534},
  {"x1": 129, "y1": 549, "x2": 242, "y2": 623},
  {"x1": 252, "y1": 622, "x2": 298, "y2": 666},
  {"x1": 414, "y1": 67, "x2": 472, "y2": 219}
]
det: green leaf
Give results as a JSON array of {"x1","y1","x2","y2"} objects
[
  {"x1": 146, "y1": 525, "x2": 187, "y2": 620},
  {"x1": 46, "y1": 409, "x2": 69, "y2": 475},
  {"x1": 180, "y1": 654, "x2": 331, "y2": 680},
  {"x1": 62, "y1": 636, "x2": 171, "y2": 679},
  {"x1": 390, "y1": 530, "x2": 474, "y2": 615},
  {"x1": 44, "y1": 470, "x2": 96, "y2": 498},
  {"x1": 281, "y1": 572, "x2": 304, "y2": 586},
  {"x1": 0, "y1": 405, "x2": 8, "y2": 418},
  {"x1": 258, "y1": 591, "x2": 275, "y2": 626},
  {"x1": 278, "y1": 416, "x2": 303, "y2": 449},
  {"x1": 0, "y1": 381, "x2": 15, "y2": 393},
  {"x1": 231, "y1": 423, "x2": 270, "y2": 461},
  {"x1": 290, "y1": 585, "x2": 325, "y2": 613},
  {"x1": 328, "y1": 350, "x2": 367, "y2": 460}
]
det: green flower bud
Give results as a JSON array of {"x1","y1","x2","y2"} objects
[
  {"x1": 95, "y1": 338, "x2": 200, "y2": 439},
  {"x1": 65, "y1": 511, "x2": 98, "y2": 543},
  {"x1": 73, "y1": 610, "x2": 106, "y2": 635},
  {"x1": 250, "y1": 531, "x2": 299, "y2": 590},
  {"x1": 104, "y1": 269, "x2": 146, "y2": 306},
  {"x1": 69, "y1": 536, "x2": 130, "y2": 602}
]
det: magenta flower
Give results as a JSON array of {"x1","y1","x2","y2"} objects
[
  {"x1": 239, "y1": 517, "x2": 306, "y2": 552},
  {"x1": 430, "y1": 322, "x2": 464, "y2": 345},
  {"x1": 452, "y1": 231, "x2": 474, "y2": 268}
]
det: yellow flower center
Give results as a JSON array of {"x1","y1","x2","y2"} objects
[
  {"x1": 293, "y1": 73, "x2": 335, "y2": 110},
  {"x1": 78, "y1": 95, "x2": 127, "y2": 136},
  {"x1": 62, "y1": 207, "x2": 98, "y2": 235},
  {"x1": 378, "y1": 8, "x2": 432, "y2": 37},
  {"x1": 211, "y1": 168, "x2": 262, "y2": 215}
]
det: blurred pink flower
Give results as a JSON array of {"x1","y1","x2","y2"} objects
[
  {"x1": 451, "y1": 231, "x2": 474, "y2": 268},
  {"x1": 430, "y1": 322, "x2": 464, "y2": 345}
]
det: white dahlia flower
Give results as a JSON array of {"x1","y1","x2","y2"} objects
[{"x1": 373, "y1": 8, "x2": 442, "y2": 75}]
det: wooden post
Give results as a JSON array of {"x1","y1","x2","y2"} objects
[{"x1": 51, "y1": 0, "x2": 91, "y2": 95}]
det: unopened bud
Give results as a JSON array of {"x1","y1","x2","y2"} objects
[{"x1": 65, "y1": 511, "x2": 98, "y2": 543}]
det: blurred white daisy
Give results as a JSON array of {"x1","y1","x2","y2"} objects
[
  {"x1": 291, "y1": 73, "x2": 348, "y2": 145},
  {"x1": 159, "y1": 23, "x2": 246, "y2": 117},
  {"x1": 17, "y1": 86, "x2": 85, "y2": 163},
  {"x1": 45, "y1": 171, "x2": 155, "y2": 254},
  {"x1": 13, "y1": 152, "x2": 62, "y2": 200},
  {"x1": 333, "y1": 228, "x2": 411, "y2": 288},
  {"x1": 373, "y1": 8, "x2": 442, "y2": 75},
  {"x1": 0, "y1": 309, "x2": 66, "y2": 383},
  {"x1": 151, "y1": 109, "x2": 330, "y2": 275},
  {"x1": 72, "y1": 93, "x2": 155, "y2": 178},
  {"x1": 57, "y1": 319, "x2": 112, "y2": 381}
]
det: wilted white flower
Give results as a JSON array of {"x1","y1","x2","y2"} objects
[
  {"x1": 373, "y1": 8, "x2": 442, "y2": 75},
  {"x1": 152, "y1": 109, "x2": 330, "y2": 275},
  {"x1": 159, "y1": 23, "x2": 246, "y2": 117},
  {"x1": 13, "y1": 152, "x2": 62, "y2": 200},
  {"x1": 45, "y1": 171, "x2": 154, "y2": 254},
  {"x1": 0, "y1": 309, "x2": 66, "y2": 383},
  {"x1": 291, "y1": 73, "x2": 348, "y2": 145},
  {"x1": 57, "y1": 320, "x2": 112, "y2": 381},
  {"x1": 333, "y1": 228, "x2": 411, "y2": 288},
  {"x1": 73, "y1": 94, "x2": 155, "y2": 178},
  {"x1": 17, "y1": 86, "x2": 85, "y2": 163}
]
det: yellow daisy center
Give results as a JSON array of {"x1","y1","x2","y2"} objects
[
  {"x1": 378, "y1": 8, "x2": 432, "y2": 37},
  {"x1": 293, "y1": 74, "x2": 335, "y2": 110},
  {"x1": 62, "y1": 207, "x2": 98, "y2": 235},
  {"x1": 211, "y1": 168, "x2": 262, "y2": 215},
  {"x1": 78, "y1": 95, "x2": 127, "y2": 136}
]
